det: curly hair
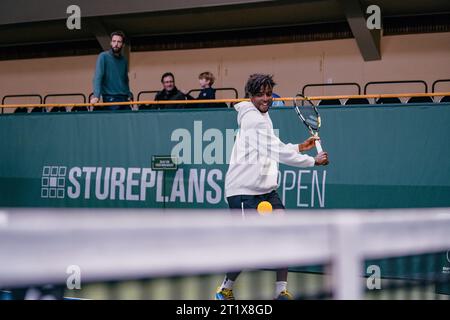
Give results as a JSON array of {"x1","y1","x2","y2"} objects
[{"x1": 244, "y1": 74, "x2": 276, "y2": 98}]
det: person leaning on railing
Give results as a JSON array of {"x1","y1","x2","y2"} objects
[{"x1": 90, "y1": 31, "x2": 133, "y2": 111}]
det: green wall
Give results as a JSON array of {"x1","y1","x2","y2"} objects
[{"x1": 1, "y1": 103, "x2": 449, "y2": 209}]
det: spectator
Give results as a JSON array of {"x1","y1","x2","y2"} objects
[
  {"x1": 91, "y1": 31, "x2": 132, "y2": 111},
  {"x1": 186, "y1": 71, "x2": 217, "y2": 108},
  {"x1": 154, "y1": 72, "x2": 186, "y2": 109},
  {"x1": 271, "y1": 93, "x2": 285, "y2": 107}
]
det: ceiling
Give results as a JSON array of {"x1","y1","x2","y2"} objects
[
  {"x1": 0, "y1": 0, "x2": 449, "y2": 61},
  {"x1": 1, "y1": 0, "x2": 449, "y2": 47}
]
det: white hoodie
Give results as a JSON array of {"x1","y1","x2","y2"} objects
[{"x1": 225, "y1": 101, "x2": 316, "y2": 197}]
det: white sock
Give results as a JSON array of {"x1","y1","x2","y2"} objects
[
  {"x1": 220, "y1": 277, "x2": 235, "y2": 290},
  {"x1": 275, "y1": 281, "x2": 287, "y2": 297}
]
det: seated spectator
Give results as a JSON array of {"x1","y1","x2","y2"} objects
[
  {"x1": 186, "y1": 71, "x2": 218, "y2": 108},
  {"x1": 14, "y1": 107, "x2": 28, "y2": 113},
  {"x1": 154, "y1": 72, "x2": 187, "y2": 109},
  {"x1": 271, "y1": 93, "x2": 285, "y2": 107}
]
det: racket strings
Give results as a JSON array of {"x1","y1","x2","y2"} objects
[
  {"x1": 294, "y1": 95, "x2": 320, "y2": 131},
  {"x1": 300, "y1": 105, "x2": 319, "y2": 130}
]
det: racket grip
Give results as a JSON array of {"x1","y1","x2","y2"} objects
[{"x1": 315, "y1": 140, "x2": 323, "y2": 153}]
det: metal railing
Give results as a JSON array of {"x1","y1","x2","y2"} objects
[
  {"x1": 43, "y1": 93, "x2": 87, "y2": 112},
  {"x1": 1, "y1": 94, "x2": 43, "y2": 114},
  {"x1": 1, "y1": 91, "x2": 450, "y2": 112}
]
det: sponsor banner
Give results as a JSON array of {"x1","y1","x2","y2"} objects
[{"x1": 1, "y1": 104, "x2": 450, "y2": 208}]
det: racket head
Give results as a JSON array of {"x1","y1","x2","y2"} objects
[{"x1": 294, "y1": 94, "x2": 321, "y2": 133}]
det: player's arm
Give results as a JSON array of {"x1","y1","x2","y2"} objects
[
  {"x1": 298, "y1": 136, "x2": 329, "y2": 165},
  {"x1": 314, "y1": 152, "x2": 329, "y2": 165},
  {"x1": 298, "y1": 136, "x2": 320, "y2": 152},
  {"x1": 242, "y1": 117, "x2": 315, "y2": 167}
]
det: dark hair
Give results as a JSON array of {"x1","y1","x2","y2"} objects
[
  {"x1": 161, "y1": 72, "x2": 175, "y2": 83},
  {"x1": 198, "y1": 71, "x2": 215, "y2": 86},
  {"x1": 245, "y1": 74, "x2": 276, "y2": 98},
  {"x1": 110, "y1": 31, "x2": 126, "y2": 42}
]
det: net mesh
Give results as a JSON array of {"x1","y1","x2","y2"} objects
[{"x1": 0, "y1": 209, "x2": 449, "y2": 300}]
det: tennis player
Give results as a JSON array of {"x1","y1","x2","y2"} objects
[{"x1": 215, "y1": 74, "x2": 329, "y2": 300}]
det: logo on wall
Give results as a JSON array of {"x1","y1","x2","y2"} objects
[
  {"x1": 41, "y1": 166, "x2": 66, "y2": 199},
  {"x1": 38, "y1": 164, "x2": 326, "y2": 207}
]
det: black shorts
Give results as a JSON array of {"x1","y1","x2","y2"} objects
[{"x1": 227, "y1": 190, "x2": 285, "y2": 210}]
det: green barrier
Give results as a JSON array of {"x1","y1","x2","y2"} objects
[{"x1": 1, "y1": 103, "x2": 450, "y2": 209}]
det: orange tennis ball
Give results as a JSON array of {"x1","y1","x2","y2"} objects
[{"x1": 257, "y1": 201, "x2": 273, "y2": 215}]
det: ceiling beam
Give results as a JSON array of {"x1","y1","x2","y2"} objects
[
  {"x1": 86, "y1": 19, "x2": 111, "y2": 51},
  {"x1": 339, "y1": 0, "x2": 381, "y2": 61}
]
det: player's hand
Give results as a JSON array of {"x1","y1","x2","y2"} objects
[
  {"x1": 90, "y1": 97, "x2": 99, "y2": 104},
  {"x1": 314, "y1": 152, "x2": 329, "y2": 166},
  {"x1": 299, "y1": 136, "x2": 320, "y2": 152}
]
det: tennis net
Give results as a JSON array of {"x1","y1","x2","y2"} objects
[{"x1": 0, "y1": 208, "x2": 449, "y2": 299}]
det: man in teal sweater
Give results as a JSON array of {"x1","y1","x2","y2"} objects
[{"x1": 91, "y1": 31, "x2": 132, "y2": 111}]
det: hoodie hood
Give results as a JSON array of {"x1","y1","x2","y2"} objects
[{"x1": 234, "y1": 101, "x2": 259, "y2": 126}]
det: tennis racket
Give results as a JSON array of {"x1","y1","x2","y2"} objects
[{"x1": 293, "y1": 94, "x2": 323, "y2": 153}]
